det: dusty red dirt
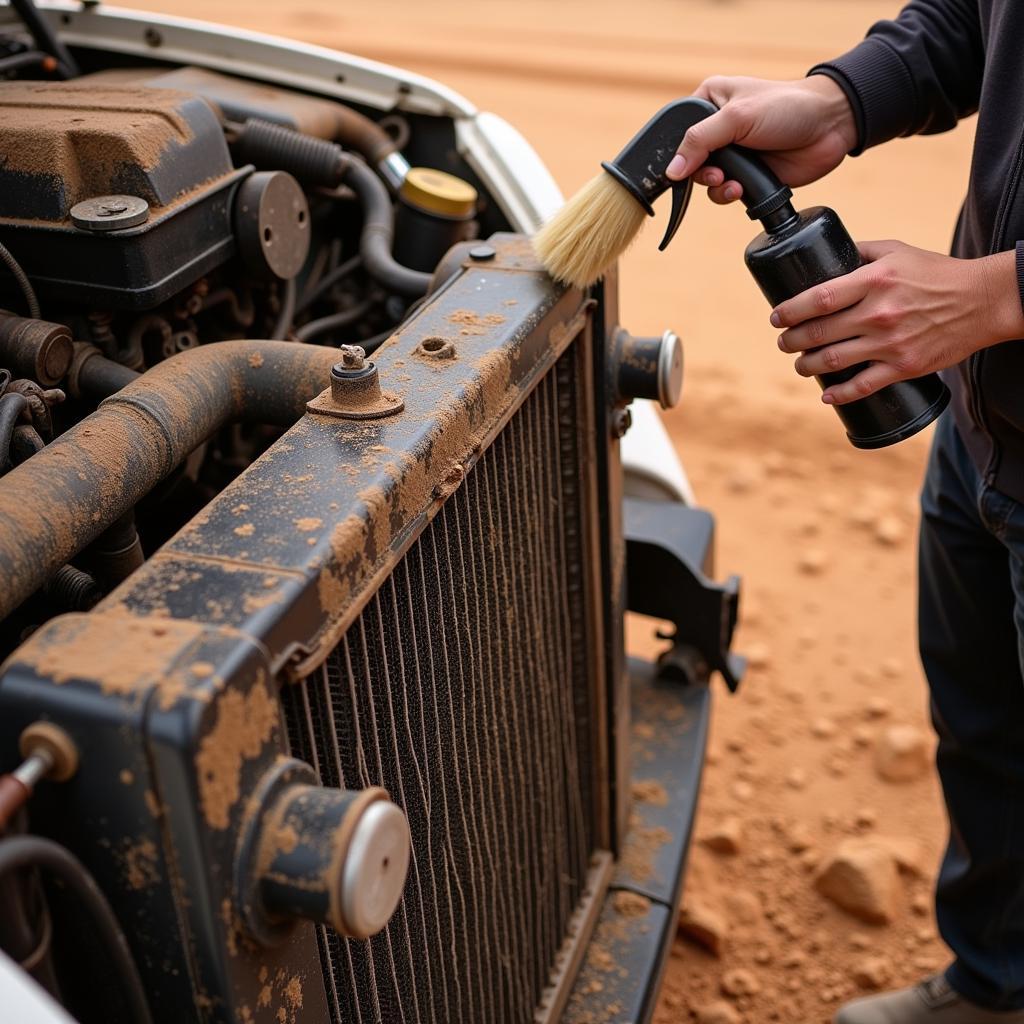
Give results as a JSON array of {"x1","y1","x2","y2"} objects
[{"x1": 119, "y1": 1, "x2": 973, "y2": 1018}]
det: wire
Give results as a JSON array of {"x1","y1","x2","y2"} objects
[
  {"x1": 270, "y1": 276, "x2": 296, "y2": 340},
  {"x1": 0, "y1": 49, "x2": 57, "y2": 77},
  {"x1": 0, "y1": 241, "x2": 40, "y2": 319},
  {"x1": 8, "y1": 0, "x2": 79, "y2": 77},
  {"x1": 297, "y1": 254, "x2": 363, "y2": 313},
  {"x1": 0, "y1": 835, "x2": 153, "y2": 1024},
  {"x1": 294, "y1": 297, "x2": 373, "y2": 342}
]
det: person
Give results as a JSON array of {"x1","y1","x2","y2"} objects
[{"x1": 665, "y1": 3, "x2": 1024, "y2": 1022}]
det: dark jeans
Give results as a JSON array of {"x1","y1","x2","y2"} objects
[{"x1": 919, "y1": 412, "x2": 1024, "y2": 1011}]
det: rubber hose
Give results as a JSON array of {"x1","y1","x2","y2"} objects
[
  {"x1": 0, "y1": 392, "x2": 29, "y2": 475},
  {"x1": 341, "y1": 156, "x2": 433, "y2": 298},
  {"x1": 0, "y1": 836, "x2": 152, "y2": 1024},
  {"x1": 232, "y1": 121, "x2": 430, "y2": 297}
]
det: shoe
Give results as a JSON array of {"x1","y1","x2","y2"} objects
[{"x1": 834, "y1": 974, "x2": 1024, "y2": 1023}]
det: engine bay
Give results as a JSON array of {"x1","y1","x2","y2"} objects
[{"x1": 0, "y1": 41, "x2": 510, "y2": 659}]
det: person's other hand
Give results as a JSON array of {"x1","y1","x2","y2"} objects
[
  {"x1": 772, "y1": 242, "x2": 1024, "y2": 404},
  {"x1": 666, "y1": 75, "x2": 857, "y2": 203}
]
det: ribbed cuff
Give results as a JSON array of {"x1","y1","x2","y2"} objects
[
  {"x1": 1016, "y1": 241, "x2": 1024, "y2": 319},
  {"x1": 809, "y1": 37, "x2": 917, "y2": 155}
]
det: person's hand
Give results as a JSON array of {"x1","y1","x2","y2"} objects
[
  {"x1": 666, "y1": 75, "x2": 858, "y2": 203},
  {"x1": 772, "y1": 242, "x2": 1024, "y2": 405}
]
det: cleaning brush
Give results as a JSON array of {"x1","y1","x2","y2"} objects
[
  {"x1": 534, "y1": 95, "x2": 953, "y2": 452},
  {"x1": 533, "y1": 173, "x2": 649, "y2": 290},
  {"x1": 533, "y1": 96, "x2": 791, "y2": 288}
]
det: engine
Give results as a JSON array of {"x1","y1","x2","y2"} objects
[{"x1": 0, "y1": 66, "x2": 488, "y2": 660}]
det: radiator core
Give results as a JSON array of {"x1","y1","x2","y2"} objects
[{"x1": 282, "y1": 346, "x2": 604, "y2": 1023}]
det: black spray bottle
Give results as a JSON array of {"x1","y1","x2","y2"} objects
[{"x1": 602, "y1": 97, "x2": 950, "y2": 448}]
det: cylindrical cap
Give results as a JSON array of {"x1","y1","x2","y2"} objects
[
  {"x1": 340, "y1": 800, "x2": 411, "y2": 937},
  {"x1": 613, "y1": 329, "x2": 684, "y2": 409},
  {"x1": 253, "y1": 782, "x2": 410, "y2": 940},
  {"x1": 400, "y1": 168, "x2": 477, "y2": 219}
]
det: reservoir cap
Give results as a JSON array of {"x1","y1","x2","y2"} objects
[{"x1": 401, "y1": 167, "x2": 477, "y2": 218}]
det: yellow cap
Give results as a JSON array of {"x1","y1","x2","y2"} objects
[{"x1": 401, "y1": 167, "x2": 477, "y2": 218}]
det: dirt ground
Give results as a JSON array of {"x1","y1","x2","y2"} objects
[{"x1": 119, "y1": 1, "x2": 978, "y2": 1019}]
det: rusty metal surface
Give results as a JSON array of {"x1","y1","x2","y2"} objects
[
  {"x1": 99, "y1": 233, "x2": 589, "y2": 680},
  {"x1": 0, "y1": 339, "x2": 340, "y2": 621},
  {"x1": 0, "y1": 233, "x2": 623, "y2": 1022},
  {"x1": 0, "y1": 612, "x2": 331, "y2": 1023}
]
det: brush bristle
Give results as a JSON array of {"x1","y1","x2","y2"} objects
[{"x1": 533, "y1": 172, "x2": 648, "y2": 289}]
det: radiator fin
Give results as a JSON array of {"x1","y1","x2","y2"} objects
[{"x1": 282, "y1": 349, "x2": 597, "y2": 1023}]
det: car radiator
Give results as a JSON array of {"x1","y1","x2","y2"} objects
[
  {"x1": 0, "y1": 234, "x2": 622, "y2": 1024},
  {"x1": 283, "y1": 350, "x2": 604, "y2": 1023}
]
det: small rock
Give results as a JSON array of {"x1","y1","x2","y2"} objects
[
  {"x1": 746, "y1": 642, "x2": 771, "y2": 670},
  {"x1": 721, "y1": 968, "x2": 761, "y2": 998},
  {"x1": 785, "y1": 767, "x2": 808, "y2": 790},
  {"x1": 753, "y1": 945, "x2": 773, "y2": 965},
  {"x1": 865, "y1": 696, "x2": 892, "y2": 719},
  {"x1": 854, "y1": 807, "x2": 877, "y2": 830},
  {"x1": 700, "y1": 817, "x2": 744, "y2": 856},
  {"x1": 678, "y1": 898, "x2": 728, "y2": 956},
  {"x1": 815, "y1": 839, "x2": 901, "y2": 923},
  {"x1": 880, "y1": 658, "x2": 904, "y2": 679},
  {"x1": 800, "y1": 849, "x2": 821, "y2": 871},
  {"x1": 852, "y1": 725, "x2": 874, "y2": 748},
  {"x1": 696, "y1": 1000, "x2": 740, "y2": 1024},
  {"x1": 911, "y1": 893, "x2": 931, "y2": 916},
  {"x1": 875, "y1": 725, "x2": 931, "y2": 783},
  {"x1": 723, "y1": 889, "x2": 762, "y2": 927},
  {"x1": 727, "y1": 460, "x2": 765, "y2": 494},
  {"x1": 798, "y1": 548, "x2": 828, "y2": 575},
  {"x1": 852, "y1": 956, "x2": 892, "y2": 990},
  {"x1": 849, "y1": 932, "x2": 871, "y2": 950},
  {"x1": 874, "y1": 836, "x2": 928, "y2": 877},
  {"x1": 874, "y1": 515, "x2": 907, "y2": 546},
  {"x1": 819, "y1": 492, "x2": 841, "y2": 513},
  {"x1": 811, "y1": 716, "x2": 837, "y2": 739},
  {"x1": 781, "y1": 951, "x2": 806, "y2": 970},
  {"x1": 730, "y1": 780, "x2": 754, "y2": 802},
  {"x1": 784, "y1": 822, "x2": 814, "y2": 854}
]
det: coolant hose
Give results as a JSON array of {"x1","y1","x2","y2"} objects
[
  {"x1": 341, "y1": 156, "x2": 433, "y2": 298},
  {"x1": 232, "y1": 119, "x2": 432, "y2": 298},
  {"x1": 0, "y1": 340, "x2": 339, "y2": 619}
]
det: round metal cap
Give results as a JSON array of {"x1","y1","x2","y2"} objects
[
  {"x1": 340, "y1": 800, "x2": 411, "y2": 938},
  {"x1": 401, "y1": 167, "x2": 477, "y2": 219},
  {"x1": 70, "y1": 195, "x2": 149, "y2": 232},
  {"x1": 657, "y1": 329, "x2": 684, "y2": 409}
]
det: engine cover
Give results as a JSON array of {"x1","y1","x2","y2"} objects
[{"x1": 0, "y1": 82, "x2": 246, "y2": 309}]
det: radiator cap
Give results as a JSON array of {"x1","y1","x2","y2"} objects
[{"x1": 243, "y1": 766, "x2": 411, "y2": 943}]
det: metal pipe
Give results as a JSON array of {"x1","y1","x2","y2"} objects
[{"x1": 0, "y1": 340, "x2": 338, "y2": 619}]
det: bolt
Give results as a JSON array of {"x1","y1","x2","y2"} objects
[
  {"x1": 610, "y1": 407, "x2": 632, "y2": 439},
  {"x1": 468, "y1": 245, "x2": 496, "y2": 261},
  {"x1": 337, "y1": 345, "x2": 366, "y2": 371}
]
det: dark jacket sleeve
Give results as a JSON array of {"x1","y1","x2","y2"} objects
[{"x1": 807, "y1": 0, "x2": 985, "y2": 154}]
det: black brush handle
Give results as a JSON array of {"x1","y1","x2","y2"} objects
[{"x1": 603, "y1": 96, "x2": 791, "y2": 219}]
